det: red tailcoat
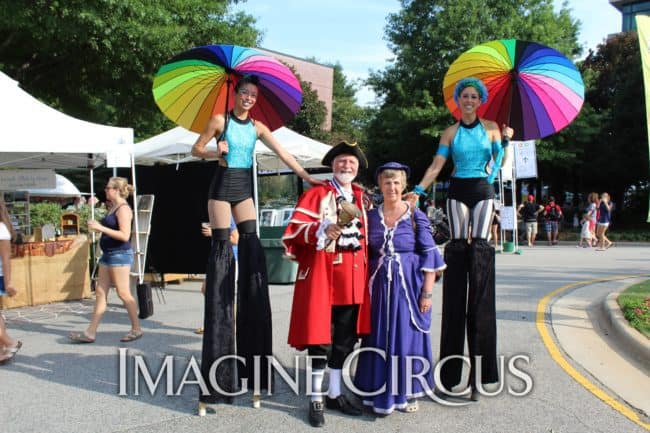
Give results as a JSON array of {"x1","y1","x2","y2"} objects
[{"x1": 282, "y1": 182, "x2": 371, "y2": 349}]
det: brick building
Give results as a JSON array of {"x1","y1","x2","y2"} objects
[{"x1": 259, "y1": 48, "x2": 334, "y2": 131}]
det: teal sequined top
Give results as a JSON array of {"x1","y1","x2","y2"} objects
[
  {"x1": 223, "y1": 114, "x2": 257, "y2": 169},
  {"x1": 436, "y1": 120, "x2": 504, "y2": 183}
]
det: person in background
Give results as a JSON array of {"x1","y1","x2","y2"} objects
[
  {"x1": 407, "y1": 77, "x2": 513, "y2": 401},
  {"x1": 543, "y1": 196, "x2": 563, "y2": 246},
  {"x1": 577, "y1": 212, "x2": 592, "y2": 248},
  {"x1": 586, "y1": 192, "x2": 599, "y2": 246},
  {"x1": 354, "y1": 162, "x2": 445, "y2": 415},
  {"x1": 66, "y1": 195, "x2": 86, "y2": 211},
  {"x1": 490, "y1": 208, "x2": 501, "y2": 248},
  {"x1": 596, "y1": 192, "x2": 613, "y2": 251},
  {"x1": 517, "y1": 195, "x2": 544, "y2": 247},
  {"x1": 0, "y1": 198, "x2": 22, "y2": 365},
  {"x1": 69, "y1": 177, "x2": 142, "y2": 343},
  {"x1": 282, "y1": 141, "x2": 371, "y2": 427}
]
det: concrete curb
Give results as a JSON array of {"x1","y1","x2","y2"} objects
[{"x1": 603, "y1": 292, "x2": 650, "y2": 363}]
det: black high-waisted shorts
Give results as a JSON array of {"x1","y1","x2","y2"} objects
[
  {"x1": 208, "y1": 165, "x2": 253, "y2": 204},
  {"x1": 447, "y1": 177, "x2": 495, "y2": 208}
]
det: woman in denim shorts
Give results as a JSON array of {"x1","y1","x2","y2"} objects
[{"x1": 69, "y1": 177, "x2": 142, "y2": 344}]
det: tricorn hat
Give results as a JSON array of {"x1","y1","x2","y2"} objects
[{"x1": 321, "y1": 141, "x2": 368, "y2": 169}]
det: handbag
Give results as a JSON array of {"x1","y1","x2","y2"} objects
[{"x1": 137, "y1": 282, "x2": 154, "y2": 319}]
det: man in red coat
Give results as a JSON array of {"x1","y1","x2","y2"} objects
[{"x1": 282, "y1": 141, "x2": 370, "y2": 428}]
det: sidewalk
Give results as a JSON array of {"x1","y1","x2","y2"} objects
[
  {"x1": 550, "y1": 277, "x2": 650, "y2": 416},
  {"x1": 1, "y1": 244, "x2": 649, "y2": 433}
]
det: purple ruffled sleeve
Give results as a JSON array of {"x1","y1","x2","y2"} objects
[{"x1": 414, "y1": 208, "x2": 446, "y2": 272}]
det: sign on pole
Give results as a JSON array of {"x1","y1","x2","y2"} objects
[
  {"x1": 513, "y1": 140, "x2": 537, "y2": 179},
  {"x1": 500, "y1": 206, "x2": 516, "y2": 230},
  {"x1": 0, "y1": 169, "x2": 56, "y2": 190}
]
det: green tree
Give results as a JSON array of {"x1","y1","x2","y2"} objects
[
  {"x1": 0, "y1": 0, "x2": 258, "y2": 139},
  {"x1": 365, "y1": 0, "x2": 581, "y2": 185},
  {"x1": 285, "y1": 72, "x2": 328, "y2": 141},
  {"x1": 330, "y1": 63, "x2": 376, "y2": 146},
  {"x1": 577, "y1": 32, "x2": 649, "y2": 222}
]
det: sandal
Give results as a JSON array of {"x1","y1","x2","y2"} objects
[
  {"x1": 0, "y1": 350, "x2": 14, "y2": 365},
  {"x1": 402, "y1": 399, "x2": 418, "y2": 413},
  {"x1": 120, "y1": 330, "x2": 143, "y2": 343},
  {"x1": 69, "y1": 332, "x2": 95, "y2": 344},
  {"x1": 7, "y1": 340, "x2": 22, "y2": 354}
]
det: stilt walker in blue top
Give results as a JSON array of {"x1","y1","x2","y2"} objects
[{"x1": 408, "y1": 78, "x2": 514, "y2": 401}]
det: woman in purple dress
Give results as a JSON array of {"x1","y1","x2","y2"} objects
[{"x1": 354, "y1": 162, "x2": 446, "y2": 414}]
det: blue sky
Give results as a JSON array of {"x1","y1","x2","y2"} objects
[{"x1": 233, "y1": 0, "x2": 621, "y2": 105}]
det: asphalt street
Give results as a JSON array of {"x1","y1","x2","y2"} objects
[{"x1": 0, "y1": 243, "x2": 648, "y2": 433}]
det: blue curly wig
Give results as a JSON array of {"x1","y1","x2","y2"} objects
[{"x1": 453, "y1": 77, "x2": 488, "y2": 105}]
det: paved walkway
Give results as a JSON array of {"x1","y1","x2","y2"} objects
[
  {"x1": 549, "y1": 276, "x2": 650, "y2": 421},
  {"x1": 0, "y1": 244, "x2": 649, "y2": 432}
]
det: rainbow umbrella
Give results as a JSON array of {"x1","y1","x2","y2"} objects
[
  {"x1": 443, "y1": 39, "x2": 584, "y2": 141},
  {"x1": 153, "y1": 44, "x2": 302, "y2": 132}
]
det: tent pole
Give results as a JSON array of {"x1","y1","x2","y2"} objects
[
  {"x1": 130, "y1": 153, "x2": 143, "y2": 284},
  {"x1": 511, "y1": 170, "x2": 518, "y2": 252},
  {"x1": 498, "y1": 171, "x2": 504, "y2": 252},
  {"x1": 253, "y1": 154, "x2": 260, "y2": 236},
  {"x1": 90, "y1": 166, "x2": 95, "y2": 240}
]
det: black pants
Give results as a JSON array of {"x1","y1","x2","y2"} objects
[
  {"x1": 307, "y1": 304, "x2": 360, "y2": 370},
  {"x1": 236, "y1": 230, "x2": 274, "y2": 393},
  {"x1": 439, "y1": 239, "x2": 498, "y2": 390},
  {"x1": 200, "y1": 238, "x2": 237, "y2": 404},
  {"x1": 200, "y1": 224, "x2": 274, "y2": 403}
]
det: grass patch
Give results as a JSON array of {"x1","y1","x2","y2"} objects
[{"x1": 617, "y1": 280, "x2": 650, "y2": 338}]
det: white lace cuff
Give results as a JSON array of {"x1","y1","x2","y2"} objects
[{"x1": 316, "y1": 218, "x2": 335, "y2": 251}]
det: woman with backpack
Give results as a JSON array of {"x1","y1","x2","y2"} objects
[{"x1": 544, "y1": 196, "x2": 563, "y2": 246}]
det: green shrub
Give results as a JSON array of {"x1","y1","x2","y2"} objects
[
  {"x1": 558, "y1": 229, "x2": 650, "y2": 242},
  {"x1": 618, "y1": 280, "x2": 650, "y2": 338},
  {"x1": 74, "y1": 204, "x2": 107, "y2": 234},
  {"x1": 29, "y1": 202, "x2": 107, "y2": 234},
  {"x1": 29, "y1": 202, "x2": 64, "y2": 231}
]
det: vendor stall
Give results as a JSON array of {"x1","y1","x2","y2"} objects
[
  {"x1": 0, "y1": 71, "x2": 135, "y2": 308},
  {"x1": 0, "y1": 236, "x2": 90, "y2": 309}
]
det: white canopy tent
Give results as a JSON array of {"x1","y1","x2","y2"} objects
[
  {"x1": 25, "y1": 174, "x2": 83, "y2": 198},
  {"x1": 134, "y1": 126, "x2": 332, "y2": 233},
  {"x1": 134, "y1": 125, "x2": 331, "y2": 171},
  {"x1": 0, "y1": 71, "x2": 133, "y2": 168},
  {"x1": 0, "y1": 71, "x2": 148, "y2": 282}
]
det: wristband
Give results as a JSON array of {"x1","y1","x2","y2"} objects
[
  {"x1": 413, "y1": 185, "x2": 427, "y2": 197},
  {"x1": 502, "y1": 137, "x2": 510, "y2": 147},
  {"x1": 420, "y1": 291, "x2": 433, "y2": 299}
]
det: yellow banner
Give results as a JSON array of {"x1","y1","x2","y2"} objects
[{"x1": 636, "y1": 15, "x2": 650, "y2": 222}]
